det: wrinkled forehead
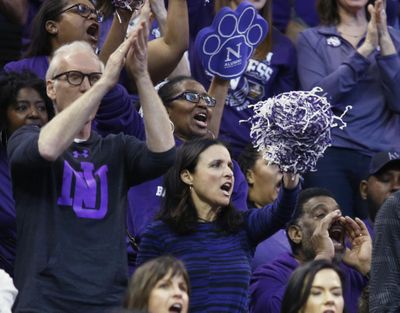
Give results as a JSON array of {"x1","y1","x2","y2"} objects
[
  {"x1": 302, "y1": 196, "x2": 339, "y2": 216},
  {"x1": 57, "y1": 51, "x2": 102, "y2": 72}
]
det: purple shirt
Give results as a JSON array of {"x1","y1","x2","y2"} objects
[
  {"x1": 0, "y1": 144, "x2": 16, "y2": 276},
  {"x1": 297, "y1": 26, "x2": 400, "y2": 155},
  {"x1": 251, "y1": 229, "x2": 290, "y2": 271},
  {"x1": 250, "y1": 252, "x2": 368, "y2": 313}
]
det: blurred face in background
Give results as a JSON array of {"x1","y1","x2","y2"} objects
[
  {"x1": 302, "y1": 268, "x2": 344, "y2": 313},
  {"x1": 148, "y1": 271, "x2": 189, "y2": 313},
  {"x1": 6, "y1": 87, "x2": 49, "y2": 135},
  {"x1": 246, "y1": 153, "x2": 282, "y2": 207}
]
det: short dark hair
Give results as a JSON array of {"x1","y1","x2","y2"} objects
[
  {"x1": 281, "y1": 259, "x2": 346, "y2": 313},
  {"x1": 317, "y1": 0, "x2": 374, "y2": 25},
  {"x1": 286, "y1": 187, "x2": 335, "y2": 254},
  {"x1": 24, "y1": 0, "x2": 68, "y2": 57},
  {"x1": 157, "y1": 75, "x2": 196, "y2": 105},
  {"x1": 0, "y1": 70, "x2": 54, "y2": 135},
  {"x1": 237, "y1": 144, "x2": 260, "y2": 185},
  {"x1": 158, "y1": 138, "x2": 243, "y2": 234},
  {"x1": 124, "y1": 256, "x2": 190, "y2": 311}
]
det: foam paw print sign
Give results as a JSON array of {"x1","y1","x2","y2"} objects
[{"x1": 195, "y1": 1, "x2": 269, "y2": 79}]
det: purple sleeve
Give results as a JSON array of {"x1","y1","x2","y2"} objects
[
  {"x1": 376, "y1": 52, "x2": 400, "y2": 113},
  {"x1": 297, "y1": 29, "x2": 371, "y2": 106},
  {"x1": 4, "y1": 57, "x2": 48, "y2": 79},
  {"x1": 231, "y1": 160, "x2": 248, "y2": 212},
  {"x1": 271, "y1": 29, "x2": 298, "y2": 94},
  {"x1": 249, "y1": 260, "x2": 291, "y2": 313},
  {"x1": 386, "y1": 0, "x2": 399, "y2": 27},
  {"x1": 245, "y1": 184, "x2": 300, "y2": 245},
  {"x1": 187, "y1": 0, "x2": 215, "y2": 39},
  {"x1": 272, "y1": 0, "x2": 291, "y2": 33},
  {"x1": 93, "y1": 84, "x2": 145, "y2": 140},
  {"x1": 294, "y1": 0, "x2": 319, "y2": 27}
]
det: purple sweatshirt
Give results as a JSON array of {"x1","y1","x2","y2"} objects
[
  {"x1": 297, "y1": 26, "x2": 400, "y2": 155},
  {"x1": 250, "y1": 252, "x2": 368, "y2": 313},
  {"x1": 0, "y1": 144, "x2": 16, "y2": 276},
  {"x1": 272, "y1": 0, "x2": 319, "y2": 33}
]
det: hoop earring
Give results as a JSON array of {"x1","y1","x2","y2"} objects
[{"x1": 169, "y1": 120, "x2": 175, "y2": 132}]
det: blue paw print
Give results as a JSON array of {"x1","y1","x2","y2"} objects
[{"x1": 195, "y1": 1, "x2": 268, "y2": 79}]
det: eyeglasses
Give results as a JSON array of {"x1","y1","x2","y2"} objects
[
  {"x1": 52, "y1": 71, "x2": 102, "y2": 86},
  {"x1": 167, "y1": 91, "x2": 216, "y2": 107},
  {"x1": 59, "y1": 3, "x2": 104, "y2": 23}
]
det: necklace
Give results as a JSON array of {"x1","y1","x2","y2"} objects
[
  {"x1": 339, "y1": 31, "x2": 365, "y2": 38},
  {"x1": 337, "y1": 27, "x2": 366, "y2": 38}
]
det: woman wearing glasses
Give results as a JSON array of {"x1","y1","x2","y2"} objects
[
  {"x1": 136, "y1": 138, "x2": 300, "y2": 313},
  {"x1": 3, "y1": 0, "x2": 188, "y2": 88}
]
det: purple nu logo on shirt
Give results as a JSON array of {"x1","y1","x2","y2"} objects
[{"x1": 57, "y1": 161, "x2": 109, "y2": 219}]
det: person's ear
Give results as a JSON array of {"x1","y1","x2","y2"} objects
[
  {"x1": 360, "y1": 180, "x2": 368, "y2": 200},
  {"x1": 46, "y1": 79, "x2": 56, "y2": 101},
  {"x1": 287, "y1": 224, "x2": 302, "y2": 244},
  {"x1": 45, "y1": 20, "x2": 59, "y2": 35},
  {"x1": 245, "y1": 169, "x2": 255, "y2": 185},
  {"x1": 180, "y1": 169, "x2": 193, "y2": 186}
]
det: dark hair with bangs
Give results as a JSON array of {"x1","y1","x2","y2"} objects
[
  {"x1": 158, "y1": 138, "x2": 243, "y2": 234},
  {"x1": 281, "y1": 259, "x2": 347, "y2": 313},
  {"x1": 124, "y1": 256, "x2": 190, "y2": 311}
]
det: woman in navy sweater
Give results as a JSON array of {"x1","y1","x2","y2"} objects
[{"x1": 137, "y1": 138, "x2": 300, "y2": 313}]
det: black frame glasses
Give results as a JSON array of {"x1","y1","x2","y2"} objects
[
  {"x1": 167, "y1": 91, "x2": 216, "y2": 107},
  {"x1": 52, "y1": 71, "x2": 103, "y2": 87},
  {"x1": 59, "y1": 3, "x2": 104, "y2": 23}
]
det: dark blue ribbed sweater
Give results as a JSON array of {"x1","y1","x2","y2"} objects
[{"x1": 136, "y1": 186, "x2": 300, "y2": 313}]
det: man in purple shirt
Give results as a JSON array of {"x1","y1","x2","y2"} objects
[{"x1": 250, "y1": 187, "x2": 371, "y2": 313}]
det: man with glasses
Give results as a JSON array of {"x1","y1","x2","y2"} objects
[{"x1": 7, "y1": 22, "x2": 176, "y2": 313}]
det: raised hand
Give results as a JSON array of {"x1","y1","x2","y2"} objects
[
  {"x1": 282, "y1": 172, "x2": 300, "y2": 190},
  {"x1": 101, "y1": 29, "x2": 138, "y2": 88},
  {"x1": 375, "y1": 0, "x2": 397, "y2": 55},
  {"x1": 126, "y1": 19, "x2": 150, "y2": 78},
  {"x1": 342, "y1": 216, "x2": 372, "y2": 275},
  {"x1": 311, "y1": 210, "x2": 343, "y2": 261},
  {"x1": 359, "y1": 2, "x2": 379, "y2": 56}
]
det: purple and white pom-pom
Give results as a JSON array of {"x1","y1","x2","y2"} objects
[
  {"x1": 112, "y1": 0, "x2": 144, "y2": 11},
  {"x1": 248, "y1": 87, "x2": 351, "y2": 174}
]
